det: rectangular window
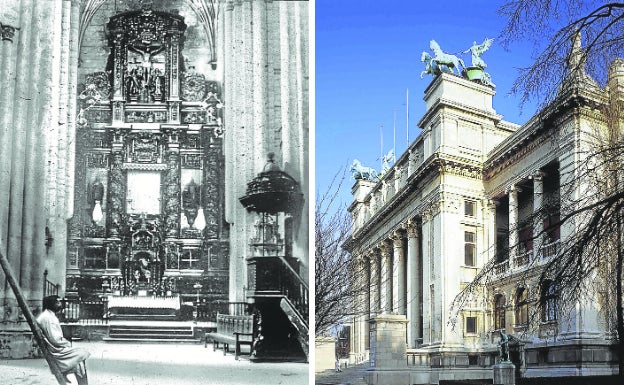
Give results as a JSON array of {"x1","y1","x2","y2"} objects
[
  {"x1": 464, "y1": 231, "x2": 476, "y2": 266},
  {"x1": 468, "y1": 355, "x2": 479, "y2": 366},
  {"x1": 464, "y1": 200, "x2": 476, "y2": 217},
  {"x1": 466, "y1": 316, "x2": 477, "y2": 333}
]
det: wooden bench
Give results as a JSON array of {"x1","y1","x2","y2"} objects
[{"x1": 204, "y1": 313, "x2": 254, "y2": 360}]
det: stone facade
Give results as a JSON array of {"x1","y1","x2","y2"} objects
[{"x1": 347, "y1": 39, "x2": 621, "y2": 383}]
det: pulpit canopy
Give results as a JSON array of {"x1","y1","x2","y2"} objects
[{"x1": 239, "y1": 153, "x2": 303, "y2": 214}]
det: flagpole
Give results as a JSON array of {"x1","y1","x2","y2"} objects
[
  {"x1": 393, "y1": 109, "x2": 397, "y2": 160},
  {"x1": 406, "y1": 88, "x2": 409, "y2": 145}
]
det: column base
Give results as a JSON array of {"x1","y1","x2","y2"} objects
[{"x1": 0, "y1": 328, "x2": 40, "y2": 359}]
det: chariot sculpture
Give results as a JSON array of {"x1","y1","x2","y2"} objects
[
  {"x1": 350, "y1": 159, "x2": 378, "y2": 181},
  {"x1": 420, "y1": 38, "x2": 495, "y2": 86}
]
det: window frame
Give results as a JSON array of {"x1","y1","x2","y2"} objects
[
  {"x1": 464, "y1": 231, "x2": 476, "y2": 266},
  {"x1": 541, "y1": 280, "x2": 558, "y2": 322},
  {"x1": 494, "y1": 294, "x2": 506, "y2": 330},
  {"x1": 515, "y1": 287, "x2": 528, "y2": 326},
  {"x1": 464, "y1": 199, "x2": 476, "y2": 217},
  {"x1": 465, "y1": 316, "x2": 477, "y2": 334}
]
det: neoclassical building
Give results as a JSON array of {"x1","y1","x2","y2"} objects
[
  {"x1": 0, "y1": 0, "x2": 308, "y2": 360},
  {"x1": 346, "y1": 38, "x2": 619, "y2": 383}
]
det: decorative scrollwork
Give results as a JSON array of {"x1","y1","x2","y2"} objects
[
  {"x1": 181, "y1": 68, "x2": 207, "y2": 101},
  {"x1": 82, "y1": 71, "x2": 112, "y2": 102}
]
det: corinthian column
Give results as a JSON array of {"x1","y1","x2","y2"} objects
[
  {"x1": 508, "y1": 185, "x2": 519, "y2": 267},
  {"x1": 379, "y1": 242, "x2": 392, "y2": 314},
  {"x1": 369, "y1": 250, "x2": 380, "y2": 317},
  {"x1": 533, "y1": 171, "x2": 545, "y2": 259},
  {"x1": 406, "y1": 220, "x2": 421, "y2": 347},
  {"x1": 391, "y1": 230, "x2": 406, "y2": 315}
]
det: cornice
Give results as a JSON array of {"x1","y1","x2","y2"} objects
[
  {"x1": 484, "y1": 84, "x2": 608, "y2": 177},
  {"x1": 347, "y1": 153, "x2": 483, "y2": 247}
]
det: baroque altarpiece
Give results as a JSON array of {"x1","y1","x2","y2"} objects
[{"x1": 67, "y1": 9, "x2": 228, "y2": 306}]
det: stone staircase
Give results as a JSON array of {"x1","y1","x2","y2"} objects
[{"x1": 104, "y1": 321, "x2": 201, "y2": 343}]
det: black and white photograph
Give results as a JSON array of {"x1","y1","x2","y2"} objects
[{"x1": 0, "y1": 0, "x2": 309, "y2": 383}]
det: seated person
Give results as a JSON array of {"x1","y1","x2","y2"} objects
[{"x1": 37, "y1": 295, "x2": 90, "y2": 385}]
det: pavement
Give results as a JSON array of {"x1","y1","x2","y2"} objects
[
  {"x1": 314, "y1": 362, "x2": 369, "y2": 385},
  {"x1": 0, "y1": 341, "x2": 309, "y2": 385}
]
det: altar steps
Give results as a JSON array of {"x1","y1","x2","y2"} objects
[{"x1": 104, "y1": 323, "x2": 200, "y2": 343}]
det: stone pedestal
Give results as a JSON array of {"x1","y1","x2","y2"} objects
[
  {"x1": 493, "y1": 361, "x2": 515, "y2": 385},
  {"x1": 366, "y1": 314, "x2": 410, "y2": 385},
  {"x1": 315, "y1": 336, "x2": 337, "y2": 373}
]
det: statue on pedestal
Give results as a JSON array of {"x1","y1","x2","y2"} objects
[{"x1": 499, "y1": 330, "x2": 510, "y2": 362}]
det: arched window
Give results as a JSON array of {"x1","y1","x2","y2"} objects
[
  {"x1": 541, "y1": 280, "x2": 558, "y2": 322},
  {"x1": 494, "y1": 294, "x2": 506, "y2": 330},
  {"x1": 515, "y1": 287, "x2": 528, "y2": 325}
]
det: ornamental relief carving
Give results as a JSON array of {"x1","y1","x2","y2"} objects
[
  {"x1": 127, "y1": 132, "x2": 162, "y2": 163},
  {"x1": 163, "y1": 151, "x2": 181, "y2": 238},
  {"x1": 181, "y1": 154, "x2": 202, "y2": 169},
  {"x1": 82, "y1": 71, "x2": 112, "y2": 102},
  {"x1": 86, "y1": 153, "x2": 110, "y2": 168},
  {"x1": 181, "y1": 68, "x2": 207, "y2": 101},
  {"x1": 1, "y1": 23, "x2": 19, "y2": 42}
]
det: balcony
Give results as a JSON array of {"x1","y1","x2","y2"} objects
[{"x1": 494, "y1": 239, "x2": 561, "y2": 277}]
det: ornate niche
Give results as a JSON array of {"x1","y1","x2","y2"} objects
[{"x1": 107, "y1": 9, "x2": 187, "y2": 122}]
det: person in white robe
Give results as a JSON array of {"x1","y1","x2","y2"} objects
[{"x1": 37, "y1": 295, "x2": 90, "y2": 385}]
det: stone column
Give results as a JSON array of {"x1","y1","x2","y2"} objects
[
  {"x1": 391, "y1": 230, "x2": 405, "y2": 315},
  {"x1": 379, "y1": 242, "x2": 392, "y2": 314},
  {"x1": 163, "y1": 129, "x2": 181, "y2": 238},
  {"x1": 508, "y1": 185, "x2": 519, "y2": 267},
  {"x1": 252, "y1": 0, "x2": 268, "y2": 172},
  {"x1": 369, "y1": 250, "x2": 380, "y2": 317},
  {"x1": 488, "y1": 199, "x2": 497, "y2": 262},
  {"x1": 533, "y1": 171, "x2": 544, "y2": 260},
  {"x1": 406, "y1": 220, "x2": 421, "y2": 347},
  {"x1": 358, "y1": 254, "x2": 371, "y2": 353}
]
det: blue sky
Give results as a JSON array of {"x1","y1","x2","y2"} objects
[{"x1": 315, "y1": 0, "x2": 540, "y2": 209}]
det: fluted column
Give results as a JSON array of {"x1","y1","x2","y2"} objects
[
  {"x1": 391, "y1": 230, "x2": 405, "y2": 315},
  {"x1": 533, "y1": 171, "x2": 545, "y2": 260},
  {"x1": 406, "y1": 220, "x2": 421, "y2": 347},
  {"x1": 380, "y1": 241, "x2": 392, "y2": 314},
  {"x1": 7, "y1": 0, "x2": 35, "y2": 309},
  {"x1": 0, "y1": 20, "x2": 19, "y2": 259},
  {"x1": 252, "y1": 0, "x2": 268, "y2": 172}
]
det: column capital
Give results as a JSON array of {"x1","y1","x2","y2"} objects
[
  {"x1": 505, "y1": 184, "x2": 522, "y2": 194},
  {"x1": 391, "y1": 230, "x2": 403, "y2": 248},
  {"x1": 1, "y1": 23, "x2": 19, "y2": 43},
  {"x1": 378, "y1": 241, "x2": 392, "y2": 257},
  {"x1": 487, "y1": 198, "x2": 499, "y2": 209},
  {"x1": 532, "y1": 170, "x2": 545, "y2": 181},
  {"x1": 406, "y1": 219, "x2": 419, "y2": 238}
]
